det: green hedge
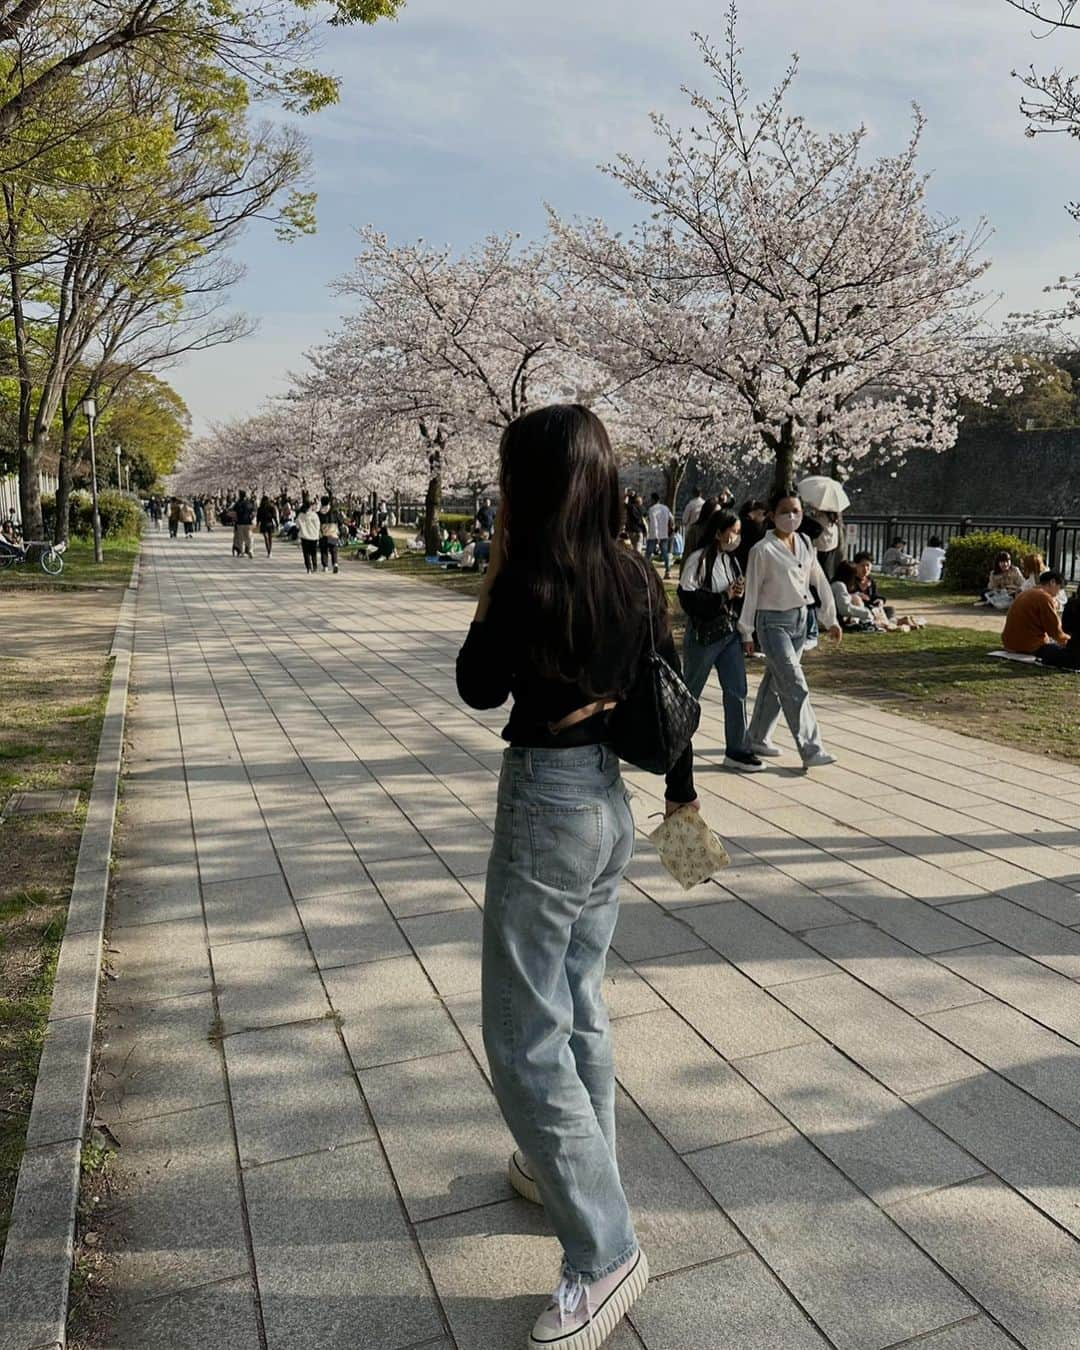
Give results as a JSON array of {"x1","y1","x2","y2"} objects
[
  {"x1": 942, "y1": 531, "x2": 1033, "y2": 592},
  {"x1": 439, "y1": 513, "x2": 474, "y2": 533}
]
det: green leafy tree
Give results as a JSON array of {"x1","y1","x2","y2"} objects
[{"x1": 960, "y1": 354, "x2": 1075, "y2": 432}]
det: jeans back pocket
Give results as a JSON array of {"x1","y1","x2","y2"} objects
[{"x1": 524, "y1": 803, "x2": 603, "y2": 892}]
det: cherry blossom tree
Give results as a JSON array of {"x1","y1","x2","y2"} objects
[
  {"x1": 552, "y1": 8, "x2": 1017, "y2": 495},
  {"x1": 304, "y1": 229, "x2": 580, "y2": 550}
]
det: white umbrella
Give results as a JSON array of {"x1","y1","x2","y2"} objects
[{"x1": 798, "y1": 475, "x2": 851, "y2": 513}]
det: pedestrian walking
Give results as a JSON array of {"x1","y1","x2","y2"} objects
[
  {"x1": 296, "y1": 496, "x2": 321, "y2": 573},
  {"x1": 256, "y1": 495, "x2": 279, "y2": 556},
  {"x1": 624, "y1": 490, "x2": 645, "y2": 553},
  {"x1": 148, "y1": 497, "x2": 162, "y2": 532},
  {"x1": 739, "y1": 488, "x2": 842, "y2": 768},
  {"x1": 167, "y1": 498, "x2": 180, "y2": 539},
  {"x1": 678, "y1": 507, "x2": 763, "y2": 772},
  {"x1": 645, "y1": 491, "x2": 675, "y2": 577},
  {"x1": 179, "y1": 500, "x2": 196, "y2": 537},
  {"x1": 317, "y1": 495, "x2": 342, "y2": 573},
  {"x1": 193, "y1": 497, "x2": 205, "y2": 531},
  {"x1": 456, "y1": 403, "x2": 697, "y2": 1350},
  {"x1": 231, "y1": 490, "x2": 255, "y2": 558}
]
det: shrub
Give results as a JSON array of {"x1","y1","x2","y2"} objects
[
  {"x1": 942, "y1": 531, "x2": 1032, "y2": 592},
  {"x1": 72, "y1": 489, "x2": 143, "y2": 539},
  {"x1": 439, "y1": 513, "x2": 474, "y2": 533}
]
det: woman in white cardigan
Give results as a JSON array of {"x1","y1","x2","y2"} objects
[{"x1": 738, "y1": 490, "x2": 843, "y2": 768}]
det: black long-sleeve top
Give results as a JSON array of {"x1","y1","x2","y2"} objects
[{"x1": 456, "y1": 576, "x2": 695, "y2": 803}]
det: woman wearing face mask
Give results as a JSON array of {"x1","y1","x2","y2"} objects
[
  {"x1": 678, "y1": 508, "x2": 764, "y2": 772},
  {"x1": 739, "y1": 489, "x2": 843, "y2": 768}
]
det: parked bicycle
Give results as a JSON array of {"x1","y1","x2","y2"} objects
[{"x1": 0, "y1": 536, "x2": 67, "y2": 575}]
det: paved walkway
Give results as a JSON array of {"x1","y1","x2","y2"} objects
[{"x1": 91, "y1": 534, "x2": 1080, "y2": 1350}]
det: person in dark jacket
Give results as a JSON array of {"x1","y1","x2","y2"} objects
[
  {"x1": 678, "y1": 507, "x2": 763, "y2": 771},
  {"x1": 256, "y1": 495, "x2": 278, "y2": 556},
  {"x1": 317, "y1": 495, "x2": 343, "y2": 573},
  {"x1": 735, "y1": 499, "x2": 767, "y2": 574},
  {"x1": 456, "y1": 405, "x2": 694, "y2": 1348},
  {"x1": 231, "y1": 490, "x2": 255, "y2": 557}
]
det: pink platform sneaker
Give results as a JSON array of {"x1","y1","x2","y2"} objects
[{"x1": 528, "y1": 1249, "x2": 649, "y2": 1349}]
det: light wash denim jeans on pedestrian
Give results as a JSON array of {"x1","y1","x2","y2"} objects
[
  {"x1": 682, "y1": 627, "x2": 750, "y2": 756},
  {"x1": 645, "y1": 537, "x2": 672, "y2": 574},
  {"x1": 482, "y1": 745, "x2": 638, "y2": 1282},
  {"x1": 747, "y1": 606, "x2": 825, "y2": 760}
]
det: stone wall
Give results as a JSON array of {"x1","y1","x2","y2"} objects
[{"x1": 843, "y1": 428, "x2": 1080, "y2": 518}]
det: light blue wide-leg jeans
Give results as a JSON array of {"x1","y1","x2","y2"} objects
[
  {"x1": 482, "y1": 745, "x2": 638, "y2": 1282},
  {"x1": 747, "y1": 607, "x2": 825, "y2": 760},
  {"x1": 682, "y1": 627, "x2": 750, "y2": 755}
]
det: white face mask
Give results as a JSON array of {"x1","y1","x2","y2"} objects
[
  {"x1": 720, "y1": 535, "x2": 740, "y2": 553},
  {"x1": 775, "y1": 511, "x2": 802, "y2": 533}
]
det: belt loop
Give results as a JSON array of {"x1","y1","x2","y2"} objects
[{"x1": 524, "y1": 748, "x2": 533, "y2": 781}]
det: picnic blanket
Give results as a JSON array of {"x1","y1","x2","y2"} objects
[{"x1": 989, "y1": 649, "x2": 1080, "y2": 671}]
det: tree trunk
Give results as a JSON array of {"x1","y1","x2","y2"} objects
[
  {"x1": 663, "y1": 454, "x2": 687, "y2": 512},
  {"x1": 770, "y1": 421, "x2": 797, "y2": 499},
  {"x1": 424, "y1": 453, "x2": 443, "y2": 555},
  {"x1": 18, "y1": 437, "x2": 42, "y2": 538}
]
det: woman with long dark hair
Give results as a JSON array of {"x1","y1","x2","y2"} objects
[
  {"x1": 456, "y1": 404, "x2": 696, "y2": 1349},
  {"x1": 678, "y1": 507, "x2": 763, "y2": 771},
  {"x1": 739, "y1": 488, "x2": 842, "y2": 767}
]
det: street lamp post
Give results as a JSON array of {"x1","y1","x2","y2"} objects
[
  {"x1": 115, "y1": 445, "x2": 123, "y2": 490},
  {"x1": 80, "y1": 398, "x2": 103, "y2": 564}
]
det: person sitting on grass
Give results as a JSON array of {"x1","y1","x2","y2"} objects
[
  {"x1": 831, "y1": 563, "x2": 879, "y2": 632},
  {"x1": 985, "y1": 550, "x2": 1025, "y2": 610},
  {"x1": 850, "y1": 554, "x2": 926, "y2": 631},
  {"x1": 461, "y1": 530, "x2": 491, "y2": 572},
  {"x1": 439, "y1": 530, "x2": 464, "y2": 556},
  {"x1": 881, "y1": 536, "x2": 919, "y2": 578},
  {"x1": 366, "y1": 525, "x2": 397, "y2": 562},
  {"x1": 1002, "y1": 571, "x2": 1069, "y2": 655},
  {"x1": 917, "y1": 535, "x2": 947, "y2": 582}
]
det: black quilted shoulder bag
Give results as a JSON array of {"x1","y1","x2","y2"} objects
[{"x1": 608, "y1": 567, "x2": 701, "y2": 775}]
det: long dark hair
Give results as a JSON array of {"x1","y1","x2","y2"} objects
[
  {"x1": 496, "y1": 403, "x2": 665, "y2": 696},
  {"x1": 682, "y1": 508, "x2": 739, "y2": 584}
]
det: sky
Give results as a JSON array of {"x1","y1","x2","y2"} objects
[{"x1": 172, "y1": 0, "x2": 1080, "y2": 432}]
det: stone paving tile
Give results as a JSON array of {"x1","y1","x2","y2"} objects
[
  {"x1": 922, "y1": 999, "x2": 1080, "y2": 1126},
  {"x1": 821, "y1": 879, "x2": 984, "y2": 954},
  {"x1": 802, "y1": 922, "x2": 989, "y2": 1016},
  {"x1": 224, "y1": 1020, "x2": 373, "y2": 1168},
  {"x1": 614, "y1": 1087, "x2": 745, "y2": 1276},
  {"x1": 629, "y1": 1253, "x2": 831, "y2": 1349},
  {"x1": 771, "y1": 971, "x2": 982, "y2": 1095},
  {"x1": 846, "y1": 852, "x2": 987, "y2": 903},
  {"x1": 366, "y1": 852, "x2": 477, "y2": 919},
  {"x1": 939, "y1": 895, "x2": 1080, "y2": 980},
  {"x1": 243, "y1": 1140, "x2": 444, "y2": 1350},
  {"x1": 614, "y1": 1008, "x2": 784, "y2": 1153},
  {"x1": 704, "y1": 860, "x2": 851, "y2": 932},
  {"x1": 109, "y1": 873, "x2": 203, "y2": 928},
  {"x1": 296, "y1": 886, "x2": 411, "y2": 971},
  {"x1": 689, "y1": 1126, "x2": 974, "y2": 1350},
  {"x1": 324, "y1": 953, "x2": 463, "y2": 1068},
  {"x1": 108, "y1": 1104, "x2": 250, "y2": 1301},
  {"x1": 274, "y1": 839, "x2": 371, "y2": 899},
  {"x1": 680, "y1": 899, "x2": 835, "y2": 987},
  {"x1": 737, "y1": 1041, "x2": 985, "y2": 1205},
  {"x1": 604, "y1": 950, "x2": 666, "y2": 1019},
  {"x1": 889, "y1": 1176, "x2": 1080, "y2": 1350},
  {"x1": 418, "y1": 1199, "x2": 646, "y2": 1350},
  {"x1": 636, "y1": 948, "x2": 819, "y2": 1059},
  {"x1": 360, "y1": 1049, "x2": 510, "y2": 1222},
  {"x1": 934, "y1": 941, "x2": 1080, "y2": 1044},
  {"x1": 97, "y1": 991, "x2": 223, "y2": 1124},
  {"x1": 102, "y1": 1276, "x2": 262, "y2": 1349},
  {"x1": 911, "y1": 1320, "x2": 1023, "y2": 1350},
  {"x1": 400, "y1": 904, "x2": 483, "y2": 998},
  {"x1": 212, "y1": 933, "x2": 329, "y2": 1033},
  {"x1": 420, "y1": 821, "x2": 495, "y2": 878},
  {"x1": 906, "y1": 1072, "x2": 1080, "y2": 1238},
  {"x1": 107, "y1": 916, "x2": 211, "y2": 1004},
  {"x1": 611, "y1": 884, "x2": 708, "y2": 964},
  {"x1": 201, "y1": 872, "x2": 301, "y2": 946}
]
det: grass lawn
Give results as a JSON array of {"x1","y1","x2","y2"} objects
[
  {"x1": 0, "y1": 583, "x2": 126, "y2": 1252},
  {"x1": 0, "y1": 535, "x2": 141, "y2": 591},
  {"x1": 382, "y1": 551, "x2": 1077, "y2": 764},
  {"x1": 804, "y1": 625, "x2": 1079, "y2": 762},
  {"x1": 871, "y1": 578, "x2": 981, "y2": 609}
]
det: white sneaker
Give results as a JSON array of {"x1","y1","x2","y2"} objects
[
  {"x1": 529, "y1": 1250, "x2": 649, "y2": 1349},
  {"x1": 723, "y1": 752, "x2": 766, "y2": 773},
  {"x1": 509, "y1": 1150, "x2": 542, "y2": 1205},
  {"x1": 802, "y1": 750, "x2": 838, "y2": 769},
  {"x1": 750, "y1": 741, "x2": 782, "y2": 758}
]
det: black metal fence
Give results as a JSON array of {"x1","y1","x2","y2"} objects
[{"x1": 846, "y1": 515, "x2": 1080, "y2": 583}]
